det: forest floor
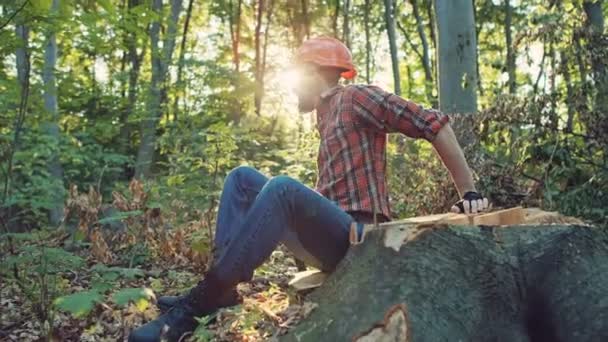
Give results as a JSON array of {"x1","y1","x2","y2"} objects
[
  {"x1": 0, "y1": 182, "x2": 317, "y2": 342},
  {"x1": 0, "y1": 235, "x2": 315, "y2": 342}
]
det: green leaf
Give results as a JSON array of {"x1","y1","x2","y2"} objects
[
  {"x1": 55, "y1": 290, "x2": 103, "y2": 318},
  {"x1": 111, "y1": 287, "x2": 155, "y2": 309}
]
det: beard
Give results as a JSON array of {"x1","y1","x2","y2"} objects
[{"x1": 297, "y1": 94, "x2": 317, "y2": 113}]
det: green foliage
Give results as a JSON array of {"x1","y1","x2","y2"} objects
[
  {"x1": 111, "y1": 287, "x2": 154, "y2": 310},
  {"x1": 54, "y1": 290, "x2": 103, "y2": 318},
  {"x1": 192, "y1": 315, "x2": 217, "y2": 342},
  {"x1": 1, "y1": 231, "x2": 86, "y2": 336}
]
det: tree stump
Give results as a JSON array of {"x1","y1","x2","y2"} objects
[{"x1": 281, "y1": 220, "x2": 608, "y2": 341}]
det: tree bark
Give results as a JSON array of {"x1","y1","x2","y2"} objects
[
  {"x1": 135, "y1": 0, "x2": 182, "y2": 178},
  {"x1": 384, "y1": 0, "x2": 401, "y2": 95},
  {"x1": 560, "y1": 51, "x2": 575, "y2": 133},
  {"x1": 283, "y1": 223, "x2": 608, "y2": 341},
  {"x1": 583, "y1": 1, "x2": 607, "y2": 145},
  {"x1": 42, "y1": 0, "x2": 64, "y2": 226},
  {"x1": 364, "y1": 0, "x2": 372, "y2": 84},
  {"x1": 119, "y1": 0, "x2": 143, "y2": 153},
  {"x1": 301, "y1": 0, "x2": 310, "y2": 40},
  {"x1": 332, "y1": 0, "x2": 340, "y2": 38},
  {"x1": 254, "y1": 0, "x2": 264, "y2": 116},
  {"x1": 261, "y1": 0, "x2": 275, "y2": 89},
  {"x1": 342, "y1": 0, "x2": 351, "y2": 48},
  {"x1": 411, "y1": 0, "x2": 435, "y2": 105},
  {"x1": 173, "y1": 0, "x2": 195, "y2": 121},
  {"x1": 434, "y1": 0, "x2": 478, "y2": 146},
  {"x1": 505, "y1": 0, "x2": 516, "y2": 94},
  {"x1": 4, "y1": 22, "x2": 30, "y2": 205}
]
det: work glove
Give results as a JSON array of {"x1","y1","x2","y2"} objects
[{"x1": 451, "y1": 191, "x2": 489, "y2": 214}]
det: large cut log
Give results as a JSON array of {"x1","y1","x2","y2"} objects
[{"x1": 281, "y1": 217, "x2": 608, "y2": 341}]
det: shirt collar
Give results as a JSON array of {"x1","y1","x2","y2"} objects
[{"x1": 320, "y1": 85, "x2": 344, "y2": 101}]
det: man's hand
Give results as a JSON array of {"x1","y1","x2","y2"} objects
[{"x1": 451, "y1": 191, "x2": 490, "y2": 214}]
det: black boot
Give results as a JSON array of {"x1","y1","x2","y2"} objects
[
  {"x1": 129, "y1": 273, "x2": 227, "y2": 342},
  {"x1": 157, "y1": 288, "x2": 242, "y2": 313}
]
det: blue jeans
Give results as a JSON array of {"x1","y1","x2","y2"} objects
[{"x1": 210, "y1": 166, "x2": 356, "y2": 288}]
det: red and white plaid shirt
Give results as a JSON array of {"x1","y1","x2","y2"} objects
[{"x1": 315, "y1": 85, "x2": 450, "y2": 220}]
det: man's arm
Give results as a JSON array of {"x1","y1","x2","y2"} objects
[{"x1": 431, "y1": 124, "x2": 489, "y2": 213}]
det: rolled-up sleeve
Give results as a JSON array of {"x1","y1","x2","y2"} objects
[{"x1": 352, "y1": 85, "x2": 450, "y2": 141}]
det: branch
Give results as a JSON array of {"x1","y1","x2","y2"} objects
[
  {"x1": 396, "y1": 20, "x2": 424, "y2": 61},
  {"x1": 0, "y1": 0, "x2": 29, "y2": 31}
]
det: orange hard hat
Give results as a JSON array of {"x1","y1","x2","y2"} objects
[{"x1": 294, "y1": 37, "x2": 357, "y2": 79}]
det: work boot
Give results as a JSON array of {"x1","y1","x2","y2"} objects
[
  {"x1": 157, "y1": 288, "x2": 242, "y2": 313},
  {"x1": 129, "y1": 273, "x2": 226, "y2": 342}
]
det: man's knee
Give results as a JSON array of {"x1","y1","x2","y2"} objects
[
  {"x1": 264, "y1": 175, "x2": 299, "y2": 193},
  {"x1": 227, "y1": 166, "x2": 258, "y2": 180}
]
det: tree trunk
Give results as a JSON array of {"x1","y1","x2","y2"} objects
[
  {"x1": 229, "y1": 0, "x2": 243, "y2": 74},
  {"x1": 254, "y1": 0, "x2": 264, "y2": 116},
  {"x1": 505, "y1": 0, "x2": 516, "y2": 94},
  {"x1": 119, "y1": 0, "x2": 143, "y2": 154},
  {"x1": 42, "y1": 0, "x2": 64, "y2": 226},
  {"x1": 301, "y1": 0, "x2": 310, "y2": 40},
  {"x1": 384, "y1": 0, "x2": 401, "y2": 95},
  {"x1": 560, "y1": 51, "x2": 575, "y2": 133},
  {"x1": 283, "y1": 223, "x2": 608, "y2": 341},
  {"x1": 583, "y1": 1, "x2": 607, "y2": 146},
  {"x1": 364, "y1": 0, "x2": 372, "y2": 84},
  {"x1": 4, "y1": 22, "x2": 30, "y2": 205},
  {"x1": 411, "y1": 0, "x2": 435, "y2": 106},
  {"x1": 228, "y1": 0, "x2": 243, "y2": 123},
  {"x1": 261, "y1": 0, "x2": 275, "y2": 89},
  {"x1": 135, "y1": 0, "x2": 182, "y2": 178},
  {"x1": 173, "y1": 0, "x2": 195, "y2": 121},
  {"x1": 332, "y1": 0, "x2": 340, "y2": 38},
  {"x1": 342, "y1": 0, "x2": 351, "y2": 48},
  {"x1": 434, "y1": 0, "x2": 477, "y2": 146}
]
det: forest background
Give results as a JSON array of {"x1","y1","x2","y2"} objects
[{"x1": 0, "y1": 0, "x2": 607, "y2": 341}]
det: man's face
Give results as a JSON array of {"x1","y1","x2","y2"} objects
[{"x1": 291, "y1": 65, "x2": 324, "y2": 113}]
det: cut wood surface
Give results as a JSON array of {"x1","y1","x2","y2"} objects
[
  {"x1": 282, "y1": 210, "x2": 606, "y2": 341},
  {"x1": 288, "y1": 270, "x2": 327, "y2": 292}
]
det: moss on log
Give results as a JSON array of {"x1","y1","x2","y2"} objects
[{"x1": 282, "y1": 223, "x2": 608, "y2": 342}]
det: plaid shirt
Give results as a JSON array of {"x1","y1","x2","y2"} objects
[{"x1": 315, "y1": 85, "x2": 450, "y2": 220}]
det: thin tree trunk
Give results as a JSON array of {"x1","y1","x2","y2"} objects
[
  {"x1": 426, "y1": 0, "x2": 437, "y2": 85},
  {"x1": 384, "y1": 0, "x2": 401, "y2": 95},
  {"x1": 473, "y1": 0, "x2": 484, "y2": 97},
  {"x1": 301, "y1": 0, "x2": 310, "y2": 40},
  {"x1": 342, "y1": 0, "x2": 351, "y2": 48},
  {"x1": 583, "y1": 1, "x2": 607, "y2": 114},
  {"x1": 561, "y1": 51, "x2": 574, "y2": 133},
  {"x1": 549, "y1": 41, "x2": 558, "y2": 129},
  {"x1": 119, "y1": 0, "x2": 143, "y2": 153},
  {"x1": 505, "y1": 0, "x2": 516, "y2": 94},
  {"x1": 230, "y1": 0, "x2": 243, "y2": 74},
  {"x1": 254, "y1": 0, "x2": 264, "y2": 116},
  {"x1": 261, "y1": 0, "x2": 275, "y2": 83},
  {"x1": 364, "y1": 0, "x2": 372, "y2": 84},
  {"x1": 42, "y1": 0, "x2": 64, "y2": 226},
  {"x1": 173, "y1": 0, "x2": 195, "y2": 121},
  {"x1": 411, "y1": 0, "x2": 435, "y2": 105},
  {"x1": 228, "y1": 0, "x2": 243, "y2": 123},
  {"x1": 332, "y1": 0, "x2": 340, "y2": 38},
  {"x1": 4, "y1": 23, "x2": 30, "y2": 205},
  {"x1": 135, "y1": 0, "x2": 182, "y2": 178}
]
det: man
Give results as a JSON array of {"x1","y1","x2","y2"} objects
[{"x1": 129, "y1": 37, "x2": 488, "y2": 342}]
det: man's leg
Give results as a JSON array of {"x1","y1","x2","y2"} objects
[
  {"x1": 130, "y1": 175, "x2": 354, "y2": 342},
  {"x1": 213, "y1": 166, "x2": 268, "y2": 260},
  {"x1": 157, "y1": 166, "x2": 268, "y2": 311},
  {"x1": 211, "y1": 175, "x2": 354, "y2": 285}
]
